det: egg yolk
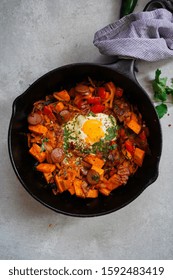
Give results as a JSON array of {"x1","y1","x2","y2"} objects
[{"x1": 82, "y1": 119, "x2": 105, "y2": 144}]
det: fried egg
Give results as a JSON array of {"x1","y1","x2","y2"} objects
[{"x1": 64, "y1": 113, "x2": 117, "y2": 150}]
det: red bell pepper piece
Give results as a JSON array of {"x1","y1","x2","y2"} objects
[
  {"x1": 43, "y1": 105, "x2": 55, "y2": 120},
  {"x1": 125, "y1": 139, "x2": 135, "y2": 154},
  {"x1": 91, "y1": 104, "x2": 105, "y2": 114},
  {"x1": 139, "y1": 130, "x2": 147, "y2": 141},
  {"x1": 87, "y1": 96, "x2": 101, "y2": 104},
  {"x1": 98, "y1": 87, "x2": 107, "y2": 99},
  {"x1": 43, "y1": 105, "x2": 53, "y2": 115}
]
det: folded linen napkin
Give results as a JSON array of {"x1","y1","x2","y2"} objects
[{"x1": 93, "y1": 8, "x2": 173, "y2": 61}]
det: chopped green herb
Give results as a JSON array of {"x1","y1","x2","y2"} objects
[
  {"x1": 109, "y1": 115, "x2": 116, "y2": 125},
  {"x1": 152, "y1": 69, "x2": 173, "y2": 118},
  {"x1": 88, "y1": 111, "x2": 96, "y2": 117},
  {"x1": 63, "y1": 127, "x2": 73, "y2": 152},
  {"x1": 109, "y1": 143, "x2": 117, "y2": 150},
  {"x1": 91, "y1": 174, "x2": 100, "y2": 182},
  {"x1": 152, "y1": 69, "x2": 167, "y2": 102},
  {"x1": 105, "y1": 127, "x2": 117, "y2": 141},
  {"x1": 155, "y1": 103, "x2": 168, "y2": 119},
  {"x1": 41, "y1": 137, "x2": 48, "y2": 152}
]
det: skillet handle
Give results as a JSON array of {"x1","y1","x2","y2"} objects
[
  {"x1": 144, "y1": 0, "x2": 173, "y2": 12},
  {"x1": 105, "y1": 58, "x2": 137, "y2": 82}
]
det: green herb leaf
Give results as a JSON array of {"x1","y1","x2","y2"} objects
[
  {"x1": 152, "y1": 69, "x2": 173, "y2": 118},
  {"x1": 105, "y1": 127, "x2": 116, "y2": 141},
  {"x1": 88, "y1": 111, "x2": 96, "y2": 117},
  {"x1": 63, "y1": 127, "x2": 72, "y2": 152},
  {"x1": 155, "y1": 103, "x2": 168, "y2": 119},
  {"x1": 41, "y1": 137, "x2": 48, "y2": 152},
  {"x1": 155, "y1": 69, "x2": 167, "y2": 86},
  {"x1": 152, "y1": 69, "x2": 168, "y2": 102},
  {"x1": 153, "y1": 81, "x2": 167, "y2": 102},
  {"x1": 91, "y1": 174, "x2": 100, "y2": 182},
  {"x1": 165, "y1": 86, "x2": 173, "y2": 96},
  {"x1": 109, "y1": 143, "x2": 117, "y2": 150}
]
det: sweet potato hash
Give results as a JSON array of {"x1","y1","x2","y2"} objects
[{"x1": 27, "y1": 78, "x2": 149, "y2": 198}]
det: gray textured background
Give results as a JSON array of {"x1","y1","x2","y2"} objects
[{"x1": 0, "y1": 0, "x2": 173, "y2": 260}]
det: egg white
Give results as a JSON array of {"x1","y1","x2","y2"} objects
[{"x1": 64, "y1": 113, "x2": 117, "y2": 150}]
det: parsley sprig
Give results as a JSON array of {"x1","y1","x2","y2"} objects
[
  {"x1": 41, "y1": 137, "x2": 48, "y2": 152},
  {"x1": 152, "y1": 69, "x2": 173, "y2": 118}
]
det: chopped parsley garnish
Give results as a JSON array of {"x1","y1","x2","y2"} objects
[
  {"x1": 41, "y1": 137, "x2": 48, "y2": 152},
  {"x1": 91, "y1": 174, "x2": 100, "y2": 182},
  {"x1": 63, "y1": 127, "x2": 72, "y2": 152},
  {"x1": 88, "y1": 111, "x2": 96, "y2": 117},
  {"x1": 109, "y1": 115, "x2": 116, "y2": 125},
  {"x1": 105, "y1": 127, "x2": 117, "y2": 141},
  {"x1": 152, "y1": 69, "x2": 173, "y2": 118},
  {"x1": 155, "y1": 103, "x2": 168, "y2": 119}
]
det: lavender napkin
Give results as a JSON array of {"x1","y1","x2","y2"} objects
[{"x1": 93, "y1": 9, "x2": 173, "y2": 61}]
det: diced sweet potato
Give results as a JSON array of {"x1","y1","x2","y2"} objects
[
  {"x1": 86, "y1": 188, "x2": 98, "y2": 198},
  {"x1": 107, "y1": 173, "x2": 122, "y2": 191},
  {"x1": 84, "y1": 155, "x2": 104, "y2": 168},
  {"x1": 99, "y1": 187, "x2": 111, "y2": 196},
  {"x1": 36, "y1": 163, "x2": 56, "y2": 173},
  {"x1": 73, "y1": 179, "x2": 85, "y2": 198},
  {"x1": 43, "y1": 172, "x2": 53, "y2": 184},
  {"x1": 127, "y1": 119, "x2": 141, "y2": 134},
  {"x1": 28, "y1": 124, "x2": 48, "y2": 135},
  {"x1": 30, "y1": 135, "x2": 42, "y2": 144},
  {"x1": 29, "y1": 143, "x2": 46, "y2": 163},
  {"x1": 91, "y1": 166, "x2": 104, "y2": 177},
  {"x1": 53, "y1": 90, "x2": 70, "y2": 102},
  {"x1": 68, "y1": 185, "x2": 75, "y2": 195},
  {"x1": 130, "y1": 112, "x2": 138, "y2": 122},
  {"x1": 55, "y1": 102, "x2": 64, "y2": 113},
  {"x1": 134, "y1": 148, "x2": 145, "y2": 167},
  {"x1": 55, "y1": 175, "x2": 66, "y2": 193}
]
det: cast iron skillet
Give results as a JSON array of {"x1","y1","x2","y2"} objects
[{"x1": 8, "y1": 59, "x2": 162, "y2": 217}]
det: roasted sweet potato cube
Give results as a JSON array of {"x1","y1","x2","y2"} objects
[
  {"x1": 55, "y1": 102, "x2": 64, "y2": 113},
  {"x1": 86, "y1": 188, "x2": 98, "y2": 198},
  {"x1": 134, "y1": 148, "x2": 145, "y2": 167},
  {"x1": 55, "y1": 175, "x2": 66, "y2": 193},
  {"x1": 107, "y1": 174, "x2": 122, "y2": 190},
  {"x1": 53, "y1": 90, "x2": 70, "y2": 102},
  {"x1": 68, "y1": 185, "x2": 75, "y2": 195},
  {"x1": 127, "y1": 119, "x2": 141, "y2": 134},
  {"x1": 99, "y1": 187, "x2": 111, "y2": 196},
  {"x1": 28, "y1": 124, "x2": 48, "y2": 135},
  {"x1": 29, "y1": 143, "x2": 46, "y2": 163},
  {"x1": 73, "y1": 179, "x2": 85, "y2": 198},
  {"x1": 36, "y1": 163, "x2": 56, "y2": 173},
  {"x1": 130, "y1": 112, "x2": 138, "y2": 122},
  {"x1": 43, "y1": 172, "x2": 53, "y2": 184},
  {"x1": 91, "y1": 166, "x2": 104, "y2": 177},
  {"x1": 84, "y1": 155, "x2": 104, "y2": 168}
]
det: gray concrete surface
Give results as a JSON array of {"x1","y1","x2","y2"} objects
[{"x1": 0, "y1": 0, "x2": 173, "y2": 260}]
